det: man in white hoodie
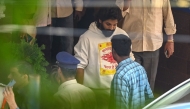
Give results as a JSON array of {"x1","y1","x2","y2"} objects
[{"x1": 74, "y1": 6, "x2": 134, "y2": 109}]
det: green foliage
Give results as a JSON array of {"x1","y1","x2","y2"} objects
[
  {"x1": 8, "y1": 40, "x2": 48, "y2": 80},
  {"x1": 5, "y1": 40, "x2": 57, "y2": 108}
]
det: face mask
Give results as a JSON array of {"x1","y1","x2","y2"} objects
[
  {"x1": 100, "y1": 23, "x2": 115, "y2": 37},
  {"x1": 101, "y1": 30, "x2": 115, "y2": 37}
]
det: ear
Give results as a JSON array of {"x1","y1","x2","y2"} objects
[
  {"x1": 112, "y1": 48, "x2": 119, "y2": 58},
  {"x1": 112, "y1": 48, "x2": 116, "y2": 54},
  {"x1": 22, "y1": 74, "x2": 29, "y2": 80},
  {"x1": 58, "y1": 67, "x2": 64, "y2": 79},
  {"x1": 58, "y1": 67, "x2": 62, "y2": 75},
  {"x1": 58, "y1": 67, "x2": 61, "y2": 73},
  {"x1": 58, "y1": 67, "x2": 67, "y2": 83}
]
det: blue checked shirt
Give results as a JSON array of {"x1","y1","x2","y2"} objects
[{"x1": 109, "y1": 58, "x2": 154, "y2": 109}]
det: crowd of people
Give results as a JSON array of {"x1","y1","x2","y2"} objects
[{"x1": 0, "y1": 0, "x2": 176, "y2": 109}]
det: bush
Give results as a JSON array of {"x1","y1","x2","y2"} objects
[{"x1": 3, "y1": 40, "x2": 57, "y2": 109}]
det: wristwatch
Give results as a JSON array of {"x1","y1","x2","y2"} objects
[{"x1": 167, "y1": 39, "x2": 174, "y2": 43}]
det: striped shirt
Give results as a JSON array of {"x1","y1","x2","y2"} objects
[{"x1": 109, "y1": 58, "x2": 154, "y2": 109}]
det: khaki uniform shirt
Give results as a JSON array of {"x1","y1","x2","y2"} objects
[
  {"x1": 116, "y1": 0, "x2": 176, "y2": 52},
  {"x1": 54, "y1": 79, "x2": 96, "y2": 109}
]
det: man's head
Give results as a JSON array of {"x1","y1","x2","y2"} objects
[
  {"x1": 111, "y1": 34, "x2": 132, "y2": 63},
  {"x1": 95, "y1": 6, "x2": 122, "y2": 37},
  {"x1": 8, "y1": 61, "x2": 34, "y2": 89},
  {"x1": 56, "y1": 51, "x2": 80, "y2": 83}
]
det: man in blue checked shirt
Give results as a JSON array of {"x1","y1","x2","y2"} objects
[{"x1": 109, "y1": 34, "x2": 154, "y2": 109}]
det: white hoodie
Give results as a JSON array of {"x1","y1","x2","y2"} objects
[{"x1": 74, "y1": 22, "x2": 134, "y2": 89}]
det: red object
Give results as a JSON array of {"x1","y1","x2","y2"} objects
[
  {"x1": 101, "y1": 52, "x2": 116, "y2": 64},
  {"x1": 1, "y1": 98, "x2": 6, "y2": 109}
]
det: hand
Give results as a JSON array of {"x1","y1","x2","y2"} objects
[
  {"x1": 164, "y1": 42, "x2": 174, "y2": 58},
  {"x1": 74, "y1": 11, "x2": 82, "y2": 22},
  {"x1": 3, "y1": 87, "x2": 18, "y2": 109},
  {"x1": 20, "y1": 32, "x2": 35, "y2": 45}
]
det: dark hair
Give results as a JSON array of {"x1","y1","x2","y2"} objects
[
  {"x1": 111, "y1": 34, "x2": 131, "y2": 56},
  {"x1": 11, "y1": 61, "x2": 34, "y2": 75},
  {"x1": 95, "y1": 5, "x2": 122, "y2": 26},
  {"x1": 60, "y1": 67, "x2": 76, "y2": 79}
]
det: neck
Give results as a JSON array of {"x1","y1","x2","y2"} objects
[
  {"x1": 117, "y1": 56, "x2": 129, "y2": 63},
  {"x1": 16, "y1": 80, "x2": 29, "y2": 90},
  {"x1": 61, "y1": 77, "x2": 75, "y2": 83}
]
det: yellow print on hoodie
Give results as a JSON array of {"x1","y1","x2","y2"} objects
[{"x1": 98, "y1": 42, "x2": 117, "y2": 75}]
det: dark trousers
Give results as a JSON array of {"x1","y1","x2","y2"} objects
[
  {"x1": 36, "y1": 26, "x2": 51, "y2": 63},
  {"x1": 51, "y1": 14, "x2": 74, "y2": 63},
  {"x1": 132, "y1": 49, "x2": 159, "y2": 91}
]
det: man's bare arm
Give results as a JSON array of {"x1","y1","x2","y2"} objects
[{"x1": 76, "y1": 68, "x2": 84, "y2": 84}]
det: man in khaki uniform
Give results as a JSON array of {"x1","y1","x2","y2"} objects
[{"x1": 54, "y1": 51, "x2": 96, "y2": 109}]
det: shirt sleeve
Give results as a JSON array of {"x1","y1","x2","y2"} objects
[
  {"x1": 74, "y1": 35, "x2": 89, "y2": 69},
  {"x1": 116, "y1": 0, "x2": 130, "y2": 17},
  {"x1": 74, "y1": 0, "x2": 83, "y2": 11},
  {"x1": 144, "y1": 75, "x2": 154, "y2": 100},
  {"x1": 163, "y1": 0, "x2": 176, "y2": 35}
]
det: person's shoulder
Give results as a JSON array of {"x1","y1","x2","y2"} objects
[
  {"x1": 131, "y1": 61, "x2": 147, "y2": 74},
  {"x1": 54, "y1": 88, "x2": 71, "y2": 101},
  {"x1": 115, "y1": 27, "x2": 129, "y2": 36},
  {"x1": 75, "y1": 83, "x2": 92, "y2": 90},
  {"x1": 54, "y1": 85, "x2": 70, "y2": 96},
  {"x1": 54, "y1": 89, "x2": 63, "y2": 97},
  {"x1": 130, "y1": 60, "x2": 144, "y2": 69},
  {"x1": 78, "y1": 30, "x2": 95, "y2": 42},
  {"x1": 54, "y1": 91, "x2": 61, "y2": 100},
  {"x1": 74, "y1": 83, "x2": 94, "y2": 93},
  {"x1": 118, "y1": 59, "x2": 139, "y2": 73}
]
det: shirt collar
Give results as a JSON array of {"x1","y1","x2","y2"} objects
[
  {"x1": 116, "y1": 58, "x2": 133, "y2": 70},
  {"x1": 58, "y1": 79, "x2": 77, "y2": 91}
]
